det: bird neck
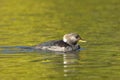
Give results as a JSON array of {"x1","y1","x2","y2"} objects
[
  {"x1": 66, "y1": 41, "x2": 77, "y2": 46},
  {"x1": 63, "y1": 37, "x2": 77, "y2": 46}
]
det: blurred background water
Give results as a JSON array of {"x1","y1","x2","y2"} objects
[{"x1": 0, "y1": 0, "x2": 120, "y2": 80}]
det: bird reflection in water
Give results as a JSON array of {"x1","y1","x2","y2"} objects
[{"x1": 63, "y1": 51, "x2": 80, "y2": 77}]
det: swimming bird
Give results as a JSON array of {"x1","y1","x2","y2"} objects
[{"x1": 34, "y1": 33, "x2": 86, "y2": 52}]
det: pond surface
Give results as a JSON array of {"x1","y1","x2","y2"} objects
[{"x1": 0, "y1": 0, "x2": 120, "y2": 80}]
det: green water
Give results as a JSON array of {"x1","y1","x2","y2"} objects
[{"x1": 0, "y1": 0, "x2": 120, "y2": 80}]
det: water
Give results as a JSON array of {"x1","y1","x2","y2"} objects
[{"x1": 0, "y1": 0, "x2": 120, "y2": 80}]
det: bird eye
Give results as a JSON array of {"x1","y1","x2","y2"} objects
[{"x1": 75, "y1": 35, "x2": 79, "y2": 38}]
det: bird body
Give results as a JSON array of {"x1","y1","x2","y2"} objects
[{"x1": 34, "y1": 33, "x2": 86, "y2": 52}]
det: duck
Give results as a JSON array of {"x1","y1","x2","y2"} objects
[{"x1": 34, "y1": 33, "x2": 86, "y2": 52}]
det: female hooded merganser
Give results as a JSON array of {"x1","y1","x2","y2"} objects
[{"x1": 34, "y1": 33, "x2": 86, "y2": 52}]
